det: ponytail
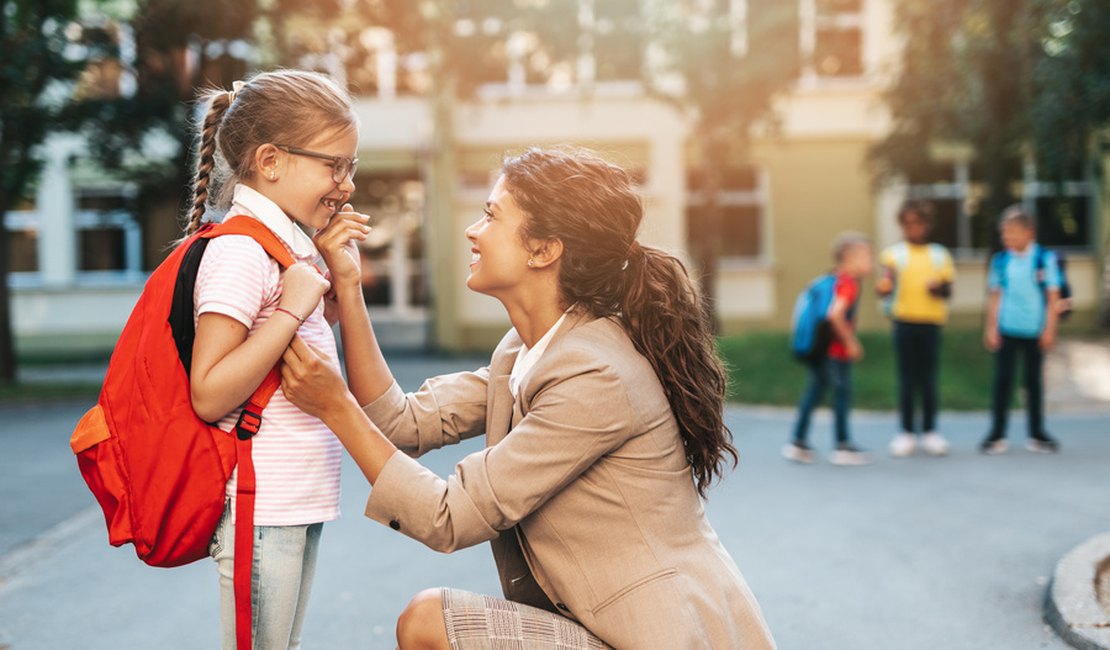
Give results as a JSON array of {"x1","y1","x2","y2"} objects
[
  {"x1": 186, "y1": 91, "x2": 232, "y2": 235},
  {"x1": 621, "y1": 245, "x2": 738, "y2": 498},
  {"x1": 501, "y1": 146, "x2": 739, "y2": 497}
]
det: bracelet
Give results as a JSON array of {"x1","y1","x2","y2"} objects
[{"x1": 274, "y1": 306, "x2": 305, "y2": 324}]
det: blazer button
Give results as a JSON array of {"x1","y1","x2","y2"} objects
[{"x1": 389, "y1": 519, "x2": 401, "y2": 531}]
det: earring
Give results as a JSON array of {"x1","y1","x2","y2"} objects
[
  {"x1": 527, "y1": 259, "x2": 535, "y2": 267},
  {"x1": 269, "y1": 172, "x2": 276, "y2": 181}
]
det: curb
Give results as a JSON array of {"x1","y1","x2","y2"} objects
[{"x1": 1045, "y1": 532, "x2": 1110, "y2": 649}]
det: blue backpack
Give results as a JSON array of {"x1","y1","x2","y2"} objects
[
  {"x1": 991, "y1": 245, "x2": 1072, "y2": 320},
  {"x1": 790, "y1": 274, "x2": 838, "y2": 364}
]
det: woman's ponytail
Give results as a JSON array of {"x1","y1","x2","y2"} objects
[
  {"x1": 621, "y1": 244, "x2": 738, "y2": 498},
  {"x1": 502, "y1": 147, "x2": 739, "y2": 497},
  {"x1": 186, "y1": 91, "x2": 232, "y2": 235}
]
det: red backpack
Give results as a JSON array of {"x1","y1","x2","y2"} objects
[{"x1": 69, "y1": 216, "x2": 295, "y2": 650}]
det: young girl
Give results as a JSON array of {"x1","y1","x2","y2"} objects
[{"x1": 185, "y1": 69, "x2": 369, "y2": 649}]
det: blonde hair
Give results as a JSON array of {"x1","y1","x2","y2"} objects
[
  {"x1": 998, "y1": 204, "x2": 1035, "y2": 231},
  {"x1": 832, "y1": 231, "x2": 872, "y2": 262},
  {"x1": 186, "y1": 69, "x2": 357, "y2": 234}
]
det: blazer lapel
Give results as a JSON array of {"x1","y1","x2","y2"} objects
[{"x1": 486, "y1": 334, "x2": 521, "y2": 447}]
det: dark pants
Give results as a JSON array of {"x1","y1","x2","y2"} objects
[
  {"x1": 893, "y1": 321, "x2": 941, "y2": 434},
  {"x1": 990, "y1": 335, "x2": 1045, "y2": 439},
  {"x1": 792, "y1": 358, "x2": 852, "y2": 445}
]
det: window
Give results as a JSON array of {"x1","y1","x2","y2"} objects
[
  {"x1": 5, "y1": 188, "x2": 142, "y2": 287},
  {"x1": 800, "y1": 0, "x2": 864, "y2": 80},
  {"x1": 347, "y1": 171, "x2": 428, "y2": 313},
  {"x1": 686, "y1": 165, "x2": 767, "y2": 259},
  {"x1": 906, "y1": 160, "x2": 1095, "y2": 252}
]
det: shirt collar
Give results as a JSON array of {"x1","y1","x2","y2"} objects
[
  {"x1": 509, "y1": 308, "x2": 573, "y2": 398},
  {"x1": 230, "y1": 184, "x2": 318, "y2": 261}
]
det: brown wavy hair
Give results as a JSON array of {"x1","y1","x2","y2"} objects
[
  {"x1": 186, "y1": 69, "x2": 357, "y2": 234},
  {"x1": 501, "y1": 147, "x2": 738, "y2": 497}
]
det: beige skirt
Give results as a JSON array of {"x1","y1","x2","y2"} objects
[{"x1": 441, "y1": 588, "x2": 610, "y2": 650}]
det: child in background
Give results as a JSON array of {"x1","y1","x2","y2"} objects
[
  {"x1": 876, "y1": 200, "x2": 955, "y2": 458},
  {"x1": 186, "y1": 70, "x2": 370, "y2": 648},
  {"x1": 981, "y1": 206, "x2": 1061, "y2": 454},
  {"x1": 784, "y1": 233, "x2": 874, "y2": 466}
]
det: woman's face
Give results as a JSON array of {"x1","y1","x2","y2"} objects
[{"x1": 464, "y1": 175, "x2": 534, "y2": 299}]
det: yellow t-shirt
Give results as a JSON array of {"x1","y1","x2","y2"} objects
[{"x1": 880, "y1": 242, "x2": 955, "y2": 324}]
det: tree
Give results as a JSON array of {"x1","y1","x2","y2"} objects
[
  {"x1": 1032, "y1": 0, "x2": 1110, "y2": 326},
  {"x1": 872, "y1": 0, "x2": 1110, "y2": 251},
  {"x1": 641, "y1": 0, "x2": 800, "y2": 321},
  {"x1": 0, "y1": 0, "x2": 112, "y2": 385}
]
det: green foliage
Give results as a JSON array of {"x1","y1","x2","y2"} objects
[
  {"x1": 720, "y1": 330, "x2": 995, "y2": 410},
  {"x1": 872, "y1": 0, "x2": 1110, "y2": 231}
]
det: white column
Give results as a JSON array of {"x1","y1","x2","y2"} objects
[
  {"x1": 390, "y1": 218, "x2": 411, "y2": 315},
  {"x1": 36, "y1": 139, "x2": 78, "y2": 288}
]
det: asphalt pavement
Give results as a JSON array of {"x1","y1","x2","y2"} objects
[{"x1": 1, "y1": 353, "x2": 1108, "y2": 649}]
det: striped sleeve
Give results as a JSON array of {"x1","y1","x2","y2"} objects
[{"x1": 195, "y1": 235, "x2": 281, "y2": 327}]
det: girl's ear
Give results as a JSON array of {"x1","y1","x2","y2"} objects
[
  {"x1": 528, "y1": 238, "x2": 564, "y2": 270},
  {"x1": 255, "y1": 143, "x2": 281, "y2": 180}
]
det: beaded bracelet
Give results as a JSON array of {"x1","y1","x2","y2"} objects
[{"x1": 274, "y1": 306, "x2": 305, "y2": 324}]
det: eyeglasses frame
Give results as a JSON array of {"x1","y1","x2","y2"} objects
[{"x1": 273, "y1": 144, "x2": 359, "y2": 184}]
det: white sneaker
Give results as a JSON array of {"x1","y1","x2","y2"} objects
[
  {"x1": 830, "y1": 444, "x2": 873, "y2": 466},
  {"x1": 920, "y1": 432, "x2": 950, "y2": 457},
  {"x1": 782, "y1": 442, "x2": 816, "y2": 464},
  {"x1": 888, "y1": 432, "x2": 916, "y2": 458}
]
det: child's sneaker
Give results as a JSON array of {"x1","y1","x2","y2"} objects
[
  {"x1": 1027, "y1": 434, "x2": 1059, "y2": 454},
  {"x1": 782, "y1": 441, "x2": 816, "y2": 464},
  {"x1": 920, "y1": 432, "x2": 950, "y2": 457},
  {"x1": 979, "y1": 435, "x2": 1008, "y2": 455},
  {"x1": 888, "y1": 432, "x2": 916, "y2": 458},
  {"x1": 830, "y1": 443, "x2": 872, "y2": 466}
]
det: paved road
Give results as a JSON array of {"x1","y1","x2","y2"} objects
[{"x1": 1, "y1": 354, "x2": 1107, "y2": 649}]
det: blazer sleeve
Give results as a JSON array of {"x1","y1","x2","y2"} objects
[
  {"x1": 362, "y1": 367, "x2": 490, "y2": 458},
  {"x1": 364, "y1": 347, "x2": 635, "y2": 553}
]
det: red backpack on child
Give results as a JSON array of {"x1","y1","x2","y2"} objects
[{"x1": 69, "y1": 216, "x2": 294, "y2": 650}]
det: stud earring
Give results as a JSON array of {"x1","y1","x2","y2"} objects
[
  {"x1": 527, "y1": 259, "x2": 535, "y2": 267},
  {"x1": 270, "y1": 172, "x2": 276, "y2": 181}
]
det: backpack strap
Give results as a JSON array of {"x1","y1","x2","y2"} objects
[
  {"x1": 198, "y1": 215, "x2": 298, "y2": 650},
  {"x1": 991, "y1": 250, "x2": 1009, "y2": 290}
]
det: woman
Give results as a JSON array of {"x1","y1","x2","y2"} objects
[{"x1": 281, "y1": 147, "x2": 776, "y2": 648}]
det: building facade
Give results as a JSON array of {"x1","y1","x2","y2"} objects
[{"x1": 8, "y1": 0, "x2": 1107, "y2": 355}]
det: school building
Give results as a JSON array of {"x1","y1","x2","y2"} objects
[{"x1": 8, "y1": 0, "x2": 1108, "y2": 354}]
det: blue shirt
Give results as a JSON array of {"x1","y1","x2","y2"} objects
[{"x1": 987, "y1": 244, "x2": 1061, "y2": 338}]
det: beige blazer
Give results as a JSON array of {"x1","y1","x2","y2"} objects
[{"x1": 363, "y1": 311, "x2": 776, "y2": 649}]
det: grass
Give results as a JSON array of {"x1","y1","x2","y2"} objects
[{"x1": 719, "y1": 329, "x2": 995, "y2": 410}]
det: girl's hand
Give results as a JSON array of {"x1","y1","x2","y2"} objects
[
  {"x1": 314, "y1": 204, "x2": 371, "y2": 289},
  {"x1": 279, "y1": 262, "x2": 331, "y2": 321},
  {"x1": 281, "y1": 335, "x2": 349, "y2": 421}
]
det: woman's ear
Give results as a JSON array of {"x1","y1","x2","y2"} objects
[
  {"x1": 529, "y1": 238, "x2": 563, "y2": 269},
  {"x1": 255, "y1": 143, "x2": 281, "y2": 181}
]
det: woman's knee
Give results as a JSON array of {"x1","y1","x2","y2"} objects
[{"x1": 397, "y1": 588, "x2": 449, "y2": 650}]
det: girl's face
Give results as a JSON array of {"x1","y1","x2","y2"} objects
[
  {"x1": 464, "y1": 175, "x2": 534, "y2": 299},
  {"x1": 267, "y1": 127, "x2": 358, "y2": 230}
]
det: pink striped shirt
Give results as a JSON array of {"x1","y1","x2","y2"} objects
[{"x1": 193, "y1": 185, "x2": 342, "y2": 526}]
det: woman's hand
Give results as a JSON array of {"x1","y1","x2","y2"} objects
[
  {"x1": 281, "y1": 335, "x2": 350, "y2": 422},
  {"x1": 279, "y1": 263, "x2": 331, "y2": 321},
  {"x1": 315, "y1": 204, "x2": 371, "y2": 290}
]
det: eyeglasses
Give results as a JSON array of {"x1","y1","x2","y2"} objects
[{"x1": 274, "y1": 144, "x2": 358, "y2": 184}]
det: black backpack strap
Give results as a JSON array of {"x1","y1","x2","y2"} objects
[{"x1": 169, "y1": 236, "x2": 213, "y2": 378}]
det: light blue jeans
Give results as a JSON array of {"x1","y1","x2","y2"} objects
[{"x1": 209, "y1": 501, "x2": 323, "y2": 650}]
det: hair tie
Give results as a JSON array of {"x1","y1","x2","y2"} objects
[
  {"x1": 621, "y1": 241, "x2": 643, "y2": 271},
  {"x1": 226, "y1": 80, "x2": 245, "y2": 105}
]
